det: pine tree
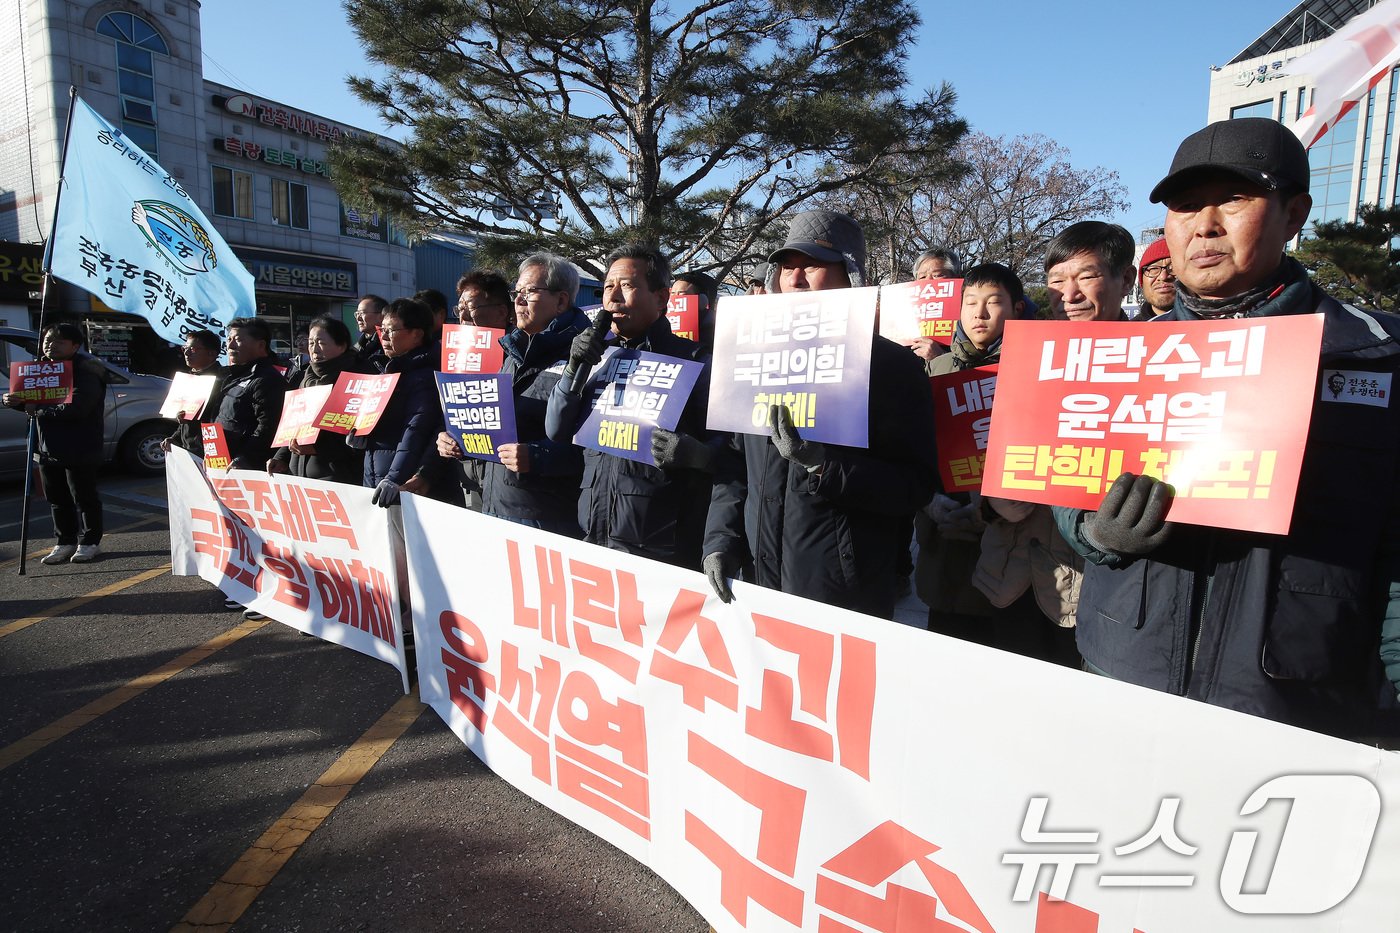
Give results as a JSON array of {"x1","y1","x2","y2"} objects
[
  {"x1": 1294, "y1": 205, "x2": 1400, "y2": 312},
  {"x1": 334, "y1": 0, "x2": 966, "y2": 281}
]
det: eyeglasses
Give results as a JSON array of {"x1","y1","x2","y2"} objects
[
  {"x1": 510, "y1": 285, "x2": 558, "y2": 303},
  {"x1": 1142, "y1": 264, "x2": 1175, "y2": 282}
]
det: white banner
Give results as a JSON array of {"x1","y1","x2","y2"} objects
[
  {"x1": 402, "y1": 496, "x2": 1400, "y2": 933},
  {"x1": 167, "y1": 448, "x2": 408, "y2": 690}
]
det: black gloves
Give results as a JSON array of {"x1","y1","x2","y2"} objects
[
  {"x1": 1082, "y1": 472, "x2": 1174, "y2": 557},
  {"x1": 769, "y1": 404, "x2": 824, "y2": 472},
  {"x1": 564, "y1": 310, "x2": 612, "y2": 383},
  {"x1": 651, "y1": 429, "x2": 716, "y2": 472},
  {"x1": 703, "y1": 552, "x2": 738, "y2": 604}
]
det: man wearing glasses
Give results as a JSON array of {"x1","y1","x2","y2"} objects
[
  {"x1": 1136, "y1": 237, "x2": 1176, "y2": 319},
  {"x1": 455, "y1": 270, "x2": 514, "y2": 331},
  {"x1": 437, "y1": 251, "x2": 590, "y2": 534}
]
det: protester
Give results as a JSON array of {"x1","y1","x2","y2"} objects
[
  {"x1": 912, "y1": 247, "x2": 962, "y2": 281},
  {"x1": 704, "y1": 209, "x2": 940, "y2": 618},
  {"x1": 212, "y1": 317, "x2": 286, "y2": 472},
  {"x1": 1135, "y1": 236, "x2": 1176, "y2": 318},
  {"x1": 415, "y1": 288, "x2": 452, "y2": 340},
  {"x1": 438, "y1": 253, "x2": 589, "y2": 531},
  {"x1": 456, "y1": 270, "x2": 514, "y2": 330},
  {"x1": 904, "y1": 246, "x2": 963, "y2": 366},
  {"x1": 160, "y1": 328, "x2": 224, "y2": 457},
  {"x1": 1044, "y1": 221, "x2": 1135, "y2": 322},
  {"x1": 546, "y1": 244, "x2": 718, "y2": 568},
  {"x1": 268, "y1": 315, "x2": 372, "y2": 485},
  {"x1": 957, "y1": 260, "x2": 1081, "y2": 666},
  {"x1": 354, "y1": 294, "x2": 388, "y2": 362},
  {"x1": 351, "y1": 298, "x2": 444, "y2": 508},
  {"x1": 916, "y1": 263, "x2": 1007, "y2": 642},
  {"x1": 1053, "y1": 117, "x2": 1400, "y2": 737},
  {"x1": 3, "y1": 323, "x2": 106, "y2": 564},
  {"x1": 670, "y1": 269, "x2": 719, "y2": 353}
]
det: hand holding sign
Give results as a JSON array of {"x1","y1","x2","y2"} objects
[
  {"x1": 770, "y1": 403, "x2": 825, "y2": 472},
  {"x1": 1082, "y1": 473, "x2": 1175, "y2": 556},
  {"x1": 650, "y1": 428, "x2": 715, "y2": 472}
]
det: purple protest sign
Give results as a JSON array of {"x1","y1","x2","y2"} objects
[
  {"x1": 435, "y1": 373, "x2": 517, "y2": 463},
  {"x1": 573, "y1": 348, "x2": 704, "y2": 465},
  {"x1": 706, "y1": 288, "x2": 877, "y2": 447}
]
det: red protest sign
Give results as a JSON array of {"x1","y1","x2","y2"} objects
[
  {"x1": 160, "y1": 371, "x2": 217, "y2": 420},
  {"x1": 982, "y1": 316, "x2": 1324, "y2": 535},
  {"x1": 442, "y1": 324, "x2": 505, "y2": 374},
  {"x1": 878, "y1": 278, "x2": 963, "y2": 347},
  {"x1": 316, "y1": 372, "x2": 400, "y2": 435},
  {"x1": 273, "y1": 384, "x2": 333, "y2": 447},
  {"x1": 8, "y1": 360, "x2": 73, "y2": 405},
  {"x1": 931, "y1": 365, "x2": 997, "y2": 492},
  {"x1": 201, "y1": 422, "x2": 231, "y2": 472},
  {"x1": 665, "y1": 294, "x2": 700, "y2": 342}
]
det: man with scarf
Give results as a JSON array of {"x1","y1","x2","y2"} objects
[{"x1": 1054, "y1": 118, "x2": 1400, "y2": 738}]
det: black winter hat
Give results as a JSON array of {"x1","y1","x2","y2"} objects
[{"x1": 1150, "y1": 118, "x2": 1311, "y2": 204}]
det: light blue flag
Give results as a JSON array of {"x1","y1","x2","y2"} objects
[{"x1": 50, "y1": 97, "x2": 254, "y2": 345}]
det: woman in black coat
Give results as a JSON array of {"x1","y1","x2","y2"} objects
[{"x1": 268, "y1": 315, "x2": 373, "y2": 485}]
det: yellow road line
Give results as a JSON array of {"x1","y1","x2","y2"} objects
[
  {"x1": 0, "y1": 617, "x2": 271, "y2": 772},
  {"x1": 0, "y1": 513, "x2": 167, "y2": 571},
  {"x1": 173, "y1": 691, "x2": 427, "y2": 932},
  {"x1": 0, "y1": 563, "x2": 173, "y2": 639}
]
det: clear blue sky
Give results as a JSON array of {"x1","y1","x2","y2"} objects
[{"x1": 200, "y1": 1, "x2": 1290, "y2": 238}]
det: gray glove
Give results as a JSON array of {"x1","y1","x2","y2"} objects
[
  {"x1": 769, "y1": 404, "x2": 825, "y2": 472},
  {"x1": 1082, "y1": 473, "x2": 1173, "y2": 556},
  {"x1": 703, "y1": 552, "x2": 738, "y2": 604},
  {"x1": 651, "y1": 429, "x2": 716, "y2": 472},
  {"x1": 371, "y1": 479, "x2": 401, "y2": 508}
]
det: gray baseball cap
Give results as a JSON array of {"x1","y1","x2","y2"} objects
[{"x1": 767, "y1": 209, "x2": 867, "y2": 288}]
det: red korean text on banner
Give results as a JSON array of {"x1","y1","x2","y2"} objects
[
  {"x1": 316, "y1": 371, "x2": 400, "y2": 436},
  {"x1": 666, "y1": 295, "x2": 700, "y2": 342},
  {"x1": 983, "y1": 316, "x2": 1324, "y2": 535},
  {"x1": 8, "y1": 360, "x2": 73, "y2": 405},
  {"x1": 201, "y1": 422, "x2": 231, "y2": 472},
  {"x1": 398, "y1": 498, "x2": 1400, "y2": 933},
  {"x1": 159, "y1": 371, "x2": 218, "y2": 420},
  {"x1": 273, "y1": 384, "x2": 333, "y2": 447},
  {"x1": 931, "y1": 365, "x2": 997, "y2": 492},
  {"x1": 878, "y1": 278, "x2": 963, "y2": 347},
  {"x1": 442, "y1": 324, "x2": 506, "y2": 374}
]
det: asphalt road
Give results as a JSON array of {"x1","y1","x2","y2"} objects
[{"x1": 0, "y1": 470, "x2": 708, "y2": 932}]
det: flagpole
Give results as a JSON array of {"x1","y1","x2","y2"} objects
[{"x1": 18, "y1": 87, "x2": 80, "y2": 577}]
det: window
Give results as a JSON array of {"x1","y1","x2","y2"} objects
[
  {"x1": 96, "y1": 12, "x2": 168, "y2": 159},
  {"x1": 271, "y1": 179, "x2": 310, "y2": 229},
  {"x1": 1230, "y1": 100, "x2": 1274, "y2": 120},
  {"x1": 212, "y1": 166, "x2": 254, "y2": 220}
]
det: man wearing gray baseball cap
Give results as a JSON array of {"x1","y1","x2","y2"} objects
[
  {"x1": 703, "y1": 209, "x2": 940, "y2": 619},
  {"x1": 1054, "y1": 117, "x2": 1400, "y2": 738}
]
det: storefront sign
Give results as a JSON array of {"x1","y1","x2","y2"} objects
[
  {"x1": 235, "y1": 247, "x2": 357, "y2": 298},
  {"x1": 339, "y1": 200, "x2": 388, "y2": 242},
  {"x1": 0, "y1": 241, "x2": 43, "y2": 301},
  {"x1": 215, "y1": 93, "x2": 358, "y2": 142},
  {"x1": 214, "y1": 136, "x2": 331, "y2": 178}
]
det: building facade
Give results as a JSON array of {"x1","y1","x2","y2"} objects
[
  {"x1": 1207, "y1": 0, "x2": 1396, "y2": 234},
  {"x1": 0, "y1": 0, "x2": 415, "y2": 372}
]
